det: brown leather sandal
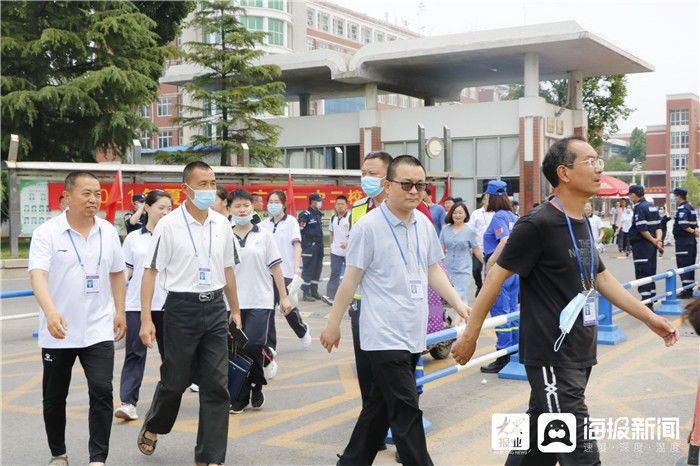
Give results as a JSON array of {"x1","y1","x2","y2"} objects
[{"x1": 137, "y1": 425, "x2": 157, "y2": 456}]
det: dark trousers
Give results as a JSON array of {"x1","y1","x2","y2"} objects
[
  {"x1": 143, "y1": 292, "x2": 229, "y2": 464},
  {"x1": 326, "y1": 253, "x2": 346, "y2": 299},
  {"x1": 617, "y1": 230, "x2": 630, "y2": 252},
  {"x1": 269, "y1": 277, "x2": 308, "y2": 349},
  {"x1": 505, "y1": 365, "x2": 600, "y2": 466},
  {"x1": 676, "y1": 239, "x2": 697, "y2": 288},
  {"x1": 349, "y1": 301, "x2": 373, "y2": 408},
  {"x1": 472, "y1": 255, "x2": 483, "y2": 297},
  {"x1": 338, "y1": 350, "x2": 433, "y2": 466},
  {"x1": 42, "y1": 341, "x2": 115, "y2": 462},
  {"x1": 631, "y1": 240, "x2": 657, "y2": 301},
  {"x1": 301, "y1": 240, "x2": 324, "y2": 293},
  {"x1": 120, "y1": 311, "x2": 164, "y2": 406},
  {"x1": 235, "y1": 308, "x2": 273, "y2": 403}
]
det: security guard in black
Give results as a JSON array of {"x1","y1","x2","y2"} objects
[
  {"x1": 628, "y1": 184, "x2": 662, "y2": 305},
  {"x1": 299, "y1": 193, "x2": 324, "y2": 301},
  {"x1": 672, "y1": 187, "x2": 698, "y2": 298}
]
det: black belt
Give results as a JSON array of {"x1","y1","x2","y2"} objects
[{"x1": 168, "y1": 289, "x2": 224, "y2": 303}]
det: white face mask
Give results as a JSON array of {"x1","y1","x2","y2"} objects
[{"x1": 230, "y1": 213, "x2": 253, "y2": 225}]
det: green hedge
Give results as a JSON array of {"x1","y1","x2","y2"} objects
[{"x1": 602, "y1": 227, "x2": 615, "y2": 245}]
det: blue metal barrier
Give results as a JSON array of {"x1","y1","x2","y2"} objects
[{"x1": 0, "y1": 289, "x2": 34, "y2": 299}]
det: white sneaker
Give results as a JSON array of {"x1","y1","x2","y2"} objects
[
  {"x1": 301, "y1": 325, "x2": 312, "y2": 348},
  {"x1": 189, "y1": 383, "x2": 199, "y2": 392},
  {"x1": 114, "y1": 403, "x2": 138, "y2": 421},
  {"x1": 48, "y1": 454, "x2": 68, "y2": 466}
]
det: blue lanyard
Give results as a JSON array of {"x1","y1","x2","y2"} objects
[
  {"x1": 67, "y1": 227, "x2": 102, "y2": 273},
  {"x1": 552, "y1": 197, "x2": 596, "y2": 291},
  {"x1": 181, "y1": 206, "x2": 213, "y2": 259},
  {"x1": 380, "y1": 203, "x2": 420, "y2": 269}
]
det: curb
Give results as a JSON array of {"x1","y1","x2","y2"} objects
[{"x1": 0, "y1": 259, "x2": 28, "y2": 269}]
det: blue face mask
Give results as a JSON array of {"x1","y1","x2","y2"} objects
[
  {"x1": 553, "y1": 289, "x2": 594, "y2": 352},
  {"x1": 186, "y1": 185, "x2": 216, "y2": 210},
  {"x1": 267, "y1": 203, "x2": 283, "y2": 217},
  {"x1": 230, "y1": 213, "x2": 253, "y2": 225},
  {"x1": 361, "y1": 176, "x2": 383, "y2": 198}
]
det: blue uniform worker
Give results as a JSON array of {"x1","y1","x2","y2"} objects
[
  {"x1": 480, "y1": 180, "x2": 519, "y2": 373},
  {"x1": 298, "y1": 193, "x2": 325, "y2": 301},
  {"x1": 672, "y1": 187, "x2": 698, "y2": 298},
  {"x1": 628, "y1": 184, "x2": 662, "y2": 308}
]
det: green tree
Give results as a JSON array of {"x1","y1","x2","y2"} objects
[
  {"x1": 1, "y1": 1, "x2": 170, "y2": 162},
  {"x1": 502, "y1": 75, "x2": 633, "y2": 149},
  {"x1": 685, "y1": 168, "x2": 700, "y2": 207},
  {"x1": 603, "y1": 155, "x2": 632, "y2": 172},
  {"x1": 625, "y1": 127, "x2": 646, "y2": 163},
  {"x1": 133, "y1": 1, "x2": 196, "y2": 46},
  {"x1": 176, "y1": 0, "x2": 286, "y2": 167}
]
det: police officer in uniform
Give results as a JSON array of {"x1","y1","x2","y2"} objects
[
  {"x1": 672, "y1": 187, "x2": 699, "y2": 298},
  {"x1": 628, "y1": 184, "x2": 663, "y2": 310},
  {"x1": 299, "y1": 193, "x2": 324, "y2": 301}
]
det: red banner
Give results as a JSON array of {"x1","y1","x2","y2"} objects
[{"x1": 48, "y1": 182, "x2": 366, "y2": 211}]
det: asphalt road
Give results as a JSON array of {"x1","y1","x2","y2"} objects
[{"x1": 1, "y1": 244, "x2": 698, "y2": 465}]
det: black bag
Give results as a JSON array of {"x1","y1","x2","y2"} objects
[{"x1": 227, "y1": 322, "x2": 251, "y2": 402}]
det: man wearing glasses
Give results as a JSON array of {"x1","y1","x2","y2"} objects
[
  {"x1": 452, "y1": 136, "x2": 677, "y2": 465},
  {"x1": 321, "y1": 155, "x2": 470, "y2": 466}
]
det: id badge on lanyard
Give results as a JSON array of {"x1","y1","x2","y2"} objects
[
  {"x1": 183, "y1": 208, "x2": 214, "y2": 288},
  {"x1": 197, "y1": 267, "x2": 212, "y2": 286},
  {"x1": 84, "y1": 274, "x2": 100, "y2": 294},
  {"x1": 582, "y1": 292, "x2": 597, "y2": 326},
  {"x1": 408, "y1": 278, "x2": 424, "y2": 301},
  {"x1": 68, "y1": 228, "x2": 103, "y2": 295}
]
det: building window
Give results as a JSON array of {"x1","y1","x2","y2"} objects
[
  {"x1": 240, "y1": 0, "x2": 262, "y2": 7},
  {"x1": 158, "y1": 129, "x2": 173, "y2": 148},
  {"x1": 361, "y1": 26, "x2": 372, "y2": 44},
  {"x1": 375, "y1": 31, "x2": 385, "y2": 42},
  {"x1": 671, "y1": 131, "x2": 689, "y2": 149},
  {"x1": 268, "y1": 0, "x2": 283, "y2": 10},
  {"x1": 268, "y1": 18, "x2": 284, "y2": 45},
  {"x1": 241, "y1": 16, "x2": 263, "y2": 32},
  {"x1": 387, "y1": 34, "x2": 397, "y2": 41},
  {"x1": 670, "y1": 109, "x2": 689, "y2": 126},
  {"x1": 318, "y1": 13, "x2": 329, "y2": 32},
  {"x1": 671, "y1": 175, "x2": 685, "y2": 190},
  {"x1": 157, "y1": 96, "x2": 172, "y2": 116},
  {"x1": 139, "y1": 105, "x2": 150, "y2": 118},
  {"x1": 307, "y1": 8, "x2": 315, "y2": 27},
  {"x1": 378, "y1": 95, "x2": 385, "y2": 104},
  {"x1": 333, "y1": 17, "x2": 345, "y2": 37},
  {"x1": 671, "y1": 154, "x2": 688, "y2": 170},
  {"x1": 178, "y1": 127, "x2": 183, "y2": 145},
  {"x1": 388, "y1": 94, "x2": 397, "y2": 105},
  {"x1": 399, "y1": 95, "x2": 408, "y2": 107},
  {"x1": 140, "y1": 130, "x2": 152, "y2": 148},
  {"x1": 348, "y1": 22, "x2": 359, "y2": 41},
  {"x1": 306, "y1": 38, "x2": 315, "y2": 50}
]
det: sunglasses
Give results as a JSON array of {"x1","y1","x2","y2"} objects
[{"x1": 387, "y1": 179, "x2": 427, "y2": 192}]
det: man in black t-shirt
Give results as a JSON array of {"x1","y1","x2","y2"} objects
[{"x1": 452, "y1": 136, "x2": 679, "y2": 466}]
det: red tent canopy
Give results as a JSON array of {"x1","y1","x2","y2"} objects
[{"x1": 597, "y1": 174, "x2": 629, "y2": 197}]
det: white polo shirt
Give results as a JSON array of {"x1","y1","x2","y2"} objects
[
  {"x1": 28, "y1": 211, "x2": 125, "y2": 349},
  {"x1": 260, "y1": 214, "x2": 301, "y2": 279},
  {"x1": 123, "y1": 227, "x2": 168, "y2": 312},
  {"x1": 346, "y1": 202, "x2": 444, "y2": 353},
  {"x1": 329, "y1": 211, "x2": 350, "y2": 257},
  {"x1": 144, "y1": 203, "x2": 237, "y2": 292},
  {"x1": 233, "y1": 225, "x2": 282, "y2": 309},
  {"x1": 467, "y1": 206, "x2": 494, "y2": 250}
]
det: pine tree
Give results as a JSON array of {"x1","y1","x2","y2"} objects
[
  {"x1": 176, "y1": 0, "x2": 286, "y2": 167},
  {"x1": 1, "y1": 1, "x2": 170, "y2": 162}
]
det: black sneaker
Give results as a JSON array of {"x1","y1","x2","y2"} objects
[
  {"x1": 230, "y1": 400, "x2": 248, "y2": 414},
  {"x1": 480, "y1": 355, "x2": 510, "y2": 373},
  {"x1": 321, "y1": 295, "x2": 333, "y2": 306},
  {"x1": 251, "y1": 386, "x2": 265, "y2": 409},
  {"x1": 302, "y1": 292, "x2": 316, "y2": 302},
  {"x1": 678, "y1": 290, "x2": 694, "y2": 299}
]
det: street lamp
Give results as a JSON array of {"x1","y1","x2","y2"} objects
[{"x1": 631, "y1": 158, "x2": 643, "y2": 185}]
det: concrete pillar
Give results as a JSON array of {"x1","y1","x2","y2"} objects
[
  {"x1": 299, "y1": 93, "x2": 310, "y2": 116},
  {"x1": 568, "y1": 70, "x2": 584, "y2": 110},
  {"x1": 360, "y1": 127, "x2": 381, "y2": 156},
  {"x1": 523, "y1": 52, "x2": 539, "y2": 98},
  {"x1": 365, "y1": 83, "x2": 378, "y2": 110}
]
